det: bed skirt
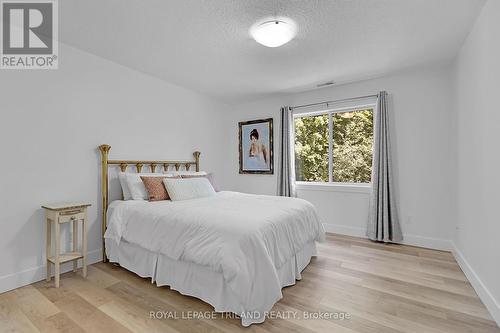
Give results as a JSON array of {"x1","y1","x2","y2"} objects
[{"x1": 105, "y1": 238, "x2": 317, "y2": 326}]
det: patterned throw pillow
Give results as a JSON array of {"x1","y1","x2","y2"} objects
[
  {"x1": 180, "y1": 173, "x2": 220, "y2": 192},
  {"x1": 140, "y1": 175, "x2": 180, "y2": 201}
]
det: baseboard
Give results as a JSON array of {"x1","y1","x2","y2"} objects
[
  {"x1": 0, "y1": 249, "x2": 102, "y2": 294},
  {"x1": 452, "y1": 243, "x2": 500, "y2": 326},
  {"x1": 401, "y1": 234, "x2": 453, "y2": 251},
  {"x1": 323, "y1": 223, "x2": 366, "y2": 238},
  {"x1": 322, "y1": 223, "x2": 452, "y2": 251}
]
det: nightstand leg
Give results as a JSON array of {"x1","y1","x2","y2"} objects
[
  {"x1": 82, "y1": 214, "x2": 87, "y2": 278},
  {"x1": 73, "y1": 219, "x2": 78, "y2": 272},
  {"x1": 54, "y1": 220, "x2": 60, "y2": 288},
  {"x1": 46, "y1": 218, "x2": 51, "y2": 282}
]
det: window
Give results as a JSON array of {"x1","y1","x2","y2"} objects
[{"x1": 294, "y1": 107, "x2": 374, "y2": 184}]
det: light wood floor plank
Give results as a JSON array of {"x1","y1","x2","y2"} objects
[
  {"x1": 105, "y1": 281, "x2": 225, "y2": 333},
  {"x1": 34, "y1": 281, "x2": 132, "y2": 333},
  {"x1": 40, "y1": 312, "x2": 86, "y2": 333},
  {"x1": 0, "y1": 294, "x2": 41, "y2": 333},
  {"x1": 4, "y1": 286, "x2": 61, "y2": 333}
]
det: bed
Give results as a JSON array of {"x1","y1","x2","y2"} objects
[{"x1": 98, "y1": 144, "x2": 325, "y2": 326}]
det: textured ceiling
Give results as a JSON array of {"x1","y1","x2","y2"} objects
[{"x1": 59, "y1": 0, "x2": 485, "y2": 102}]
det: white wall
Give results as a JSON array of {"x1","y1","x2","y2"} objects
[
  {"x1": 224, "y1": 64, "x2": 456, "y2": 250},
  {"x1": 453, "y1": 0, "x2": 500, "y2": 324},
  {"x1": 0, "y1": 43, "x2": 229, "y2": 292}
]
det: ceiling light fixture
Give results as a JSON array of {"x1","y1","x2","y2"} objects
[{"x1": 250, "y1": 19, "x2": 297, "y2": 48}]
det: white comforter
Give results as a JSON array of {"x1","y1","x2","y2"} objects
[{"x1": 105, "y1": 191, "x2": 325, "y2": 319}]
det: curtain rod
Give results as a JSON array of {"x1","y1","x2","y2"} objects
[{"x1": 290, "y1": 93, "x2": 379, "y2": 111}]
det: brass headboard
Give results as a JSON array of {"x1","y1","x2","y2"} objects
[{"x1": 98, "y1": 144, "x2": 201, "y2": 262}]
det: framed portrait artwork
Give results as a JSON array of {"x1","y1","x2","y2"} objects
[{"x1": 239, "y1": 118, "x2": 274, "y2": 174}]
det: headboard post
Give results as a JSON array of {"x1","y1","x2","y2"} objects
[
  {"x1": 194, "y1": 151, "x2": 201, "y2": 172},
  {"x1": 98, "y1": 144, "x2": 111, "y2": 262}
]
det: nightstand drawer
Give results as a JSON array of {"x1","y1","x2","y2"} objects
[{"x1": 58, "y1": 211, "x2": 85, "y2": 224}]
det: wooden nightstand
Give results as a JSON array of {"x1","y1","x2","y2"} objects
[{"x1": 42, "y1": 202, "x2": 90, "y2": 287}]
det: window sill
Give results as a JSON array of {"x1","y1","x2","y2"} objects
[{"x1": 295, "y1": 182, "x2": 371, "y2": 194}]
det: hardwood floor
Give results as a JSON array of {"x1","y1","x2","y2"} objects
[{"x1": 1, "y1": 233, "x2": 498, "y2": 333}]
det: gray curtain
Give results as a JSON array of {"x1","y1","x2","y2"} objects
[
  {"x1": 277, "y1": 106, "x2": 296, "y2": 197},
  {"x1": 367, "y1": 91, "x2": 403, "y2": 242}
]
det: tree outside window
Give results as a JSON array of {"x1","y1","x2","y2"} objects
[{"x1": 294, "y1": 108, "x2": 373, "y2": 183}]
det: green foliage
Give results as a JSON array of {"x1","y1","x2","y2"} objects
[
  {"x1": 332, "y1": 110, "x2": 373, "y2": 182},
  {"x1": 294, "y1": 109, "x2": 373, "y2": 183},
  {"x1": 294, "y1": 114, "x2": 329, "y2": 181}
]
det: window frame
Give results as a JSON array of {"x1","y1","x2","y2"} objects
[{"x1": 293, "y1": 103, "x2": 376, "y2": 188}]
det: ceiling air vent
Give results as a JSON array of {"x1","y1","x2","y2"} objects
[{"x1": 316, "y1": 81, "x2": 335, "y2": 88}]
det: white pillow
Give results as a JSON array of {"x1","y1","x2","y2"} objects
[
  {"x1": 118, "y1": 172, "x2": 133, "y2": 200},
  {"x1": 125, "y1": 173, "x2": 170, "y2": 200},
  {"x1": 166, "y1": 170, "x2": 207, "y2": 176},
  {"x1": 163, "y1": 177, "x2": 215, "y2": 201}
]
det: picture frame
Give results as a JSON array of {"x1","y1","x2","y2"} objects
[{"x1": 239, "y1": 118, "x2": 274, "y2": 174}]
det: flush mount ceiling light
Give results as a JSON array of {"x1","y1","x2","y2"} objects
[{"x1": 250, "y1": 19, "x2": 297, "y2": 48}]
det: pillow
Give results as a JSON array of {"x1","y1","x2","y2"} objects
[
  {"x1": 140, "y1": 176, "x2": 169, "y2": 201},
  {"x1": 119, "y1": 172, "x2": 166, "y2": 200},
  {"x1": 163, "y1": 178, "x2": 215, "y2": 201},
  {"x1": 118, "y1": 172, "x2": 133, "y2": 200},
  {"x1": 140, "y1": 175, "x2": 181, "y2": 201},
  {"x1": 181, "y1": 173, "x2": 220, "y2": 192},
  {"x1": 126, "y1": 173, "x2": 169, "y2": 200},
  {"x1": 167, "y1": 170, "x2": 207, "y2": 177}
]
